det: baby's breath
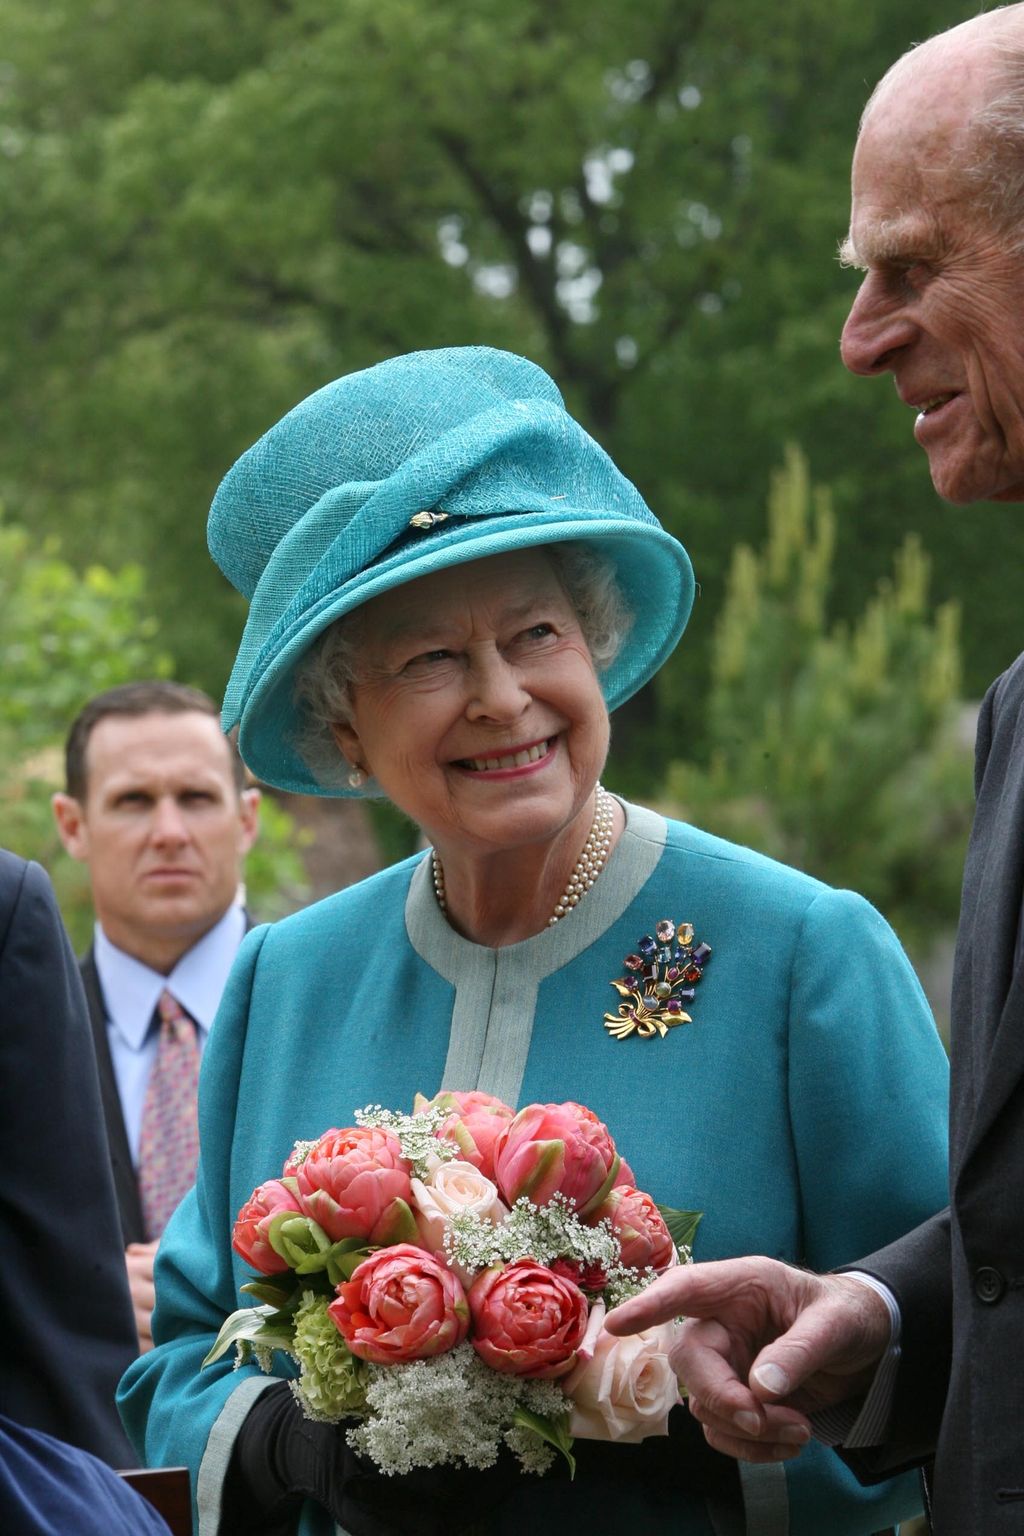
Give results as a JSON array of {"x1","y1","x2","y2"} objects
[
  {"x1": 355, "y1": 1103, "x2": 457, "y2": 1179},
  {"x1": 446, "y1": 1192, "x2": 620, "y2": 1272},
  {"x1": 285, "y1": 1138, "x2": 318, "y2": 1170},
  {"x1": 250, "y1": 1342, "x2": 276, "y2": 1375},
  {"x1": 346, "y1": 1343, "x2": 567, "y2": 1476}
]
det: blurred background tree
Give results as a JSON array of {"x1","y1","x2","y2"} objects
[
  {"x1": 659, "y1": 449, "x2": 974, "y2": 956},
  {"x1": 0, "y1": 0, "x2": 1008, "y2": 982},
  {"x1": 1, "y1": 0, "x2": 1017, "y2": 703},
  {"x1": 0, "y1": 509, "x2": 308, "y2": 945}
]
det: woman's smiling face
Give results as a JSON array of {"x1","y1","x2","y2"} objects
[{"x1": 332, "y1": 549, "x2": 610, "y2": 859}]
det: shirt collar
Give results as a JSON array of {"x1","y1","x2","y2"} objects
[{"x1": 94, "y1": 904, "x2": 247, "y2": 1050}]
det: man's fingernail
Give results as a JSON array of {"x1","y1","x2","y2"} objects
[
  {"x1": 779, "y1": 1423, "x2": 810, "y2": 1445},
  {"x1": 735, "y1": 1411, "x2": 761, "y2": 1436},
  {"x1": 752, "y1": 1363, "x2": 790, "y2": 1395}
]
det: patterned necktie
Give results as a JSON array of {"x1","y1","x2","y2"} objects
[{"x1": 137, "y1": 989, "x2": 201, "y2": 1241}]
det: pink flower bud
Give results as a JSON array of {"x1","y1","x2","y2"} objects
[
  {"x1": 469, "y1": 1259, "x2": 589, "y2": 1380},
  {"x1": 329, "y1": 1244, "x2": 470, "y2": 1364},
  {"x1": 295, "y1": 1126, "x2": 416, "y2": 1245},
  {"x1": 232, "y1": 1179, "x2": 303, "y2": 1274},
  {"x1": 587, "y1": 1186, "x2": 675, "y2": 1273},
  {"x1": 492, "y1": 1101, "x2": 621, "y2": 1215}
]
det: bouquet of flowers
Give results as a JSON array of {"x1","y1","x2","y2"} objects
[{"x1": 204, "y1": 1092, "x2": 701, "y2": 1478}]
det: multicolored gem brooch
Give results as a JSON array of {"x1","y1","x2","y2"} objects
[{"x1": 604, "y1": 918, "x2": 712, "y2": 1041}]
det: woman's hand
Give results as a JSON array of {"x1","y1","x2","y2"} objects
[{"x1": 222, "y1": 1381, "x2": 524, "y2": 1536}]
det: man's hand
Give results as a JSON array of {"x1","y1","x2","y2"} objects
[
  {"x1": 125, "y1": 1240, "x2": 159, "y2": 1353},
  {"x1": 605, "y1": 1258, "x2": 890, "y2": 1463}
]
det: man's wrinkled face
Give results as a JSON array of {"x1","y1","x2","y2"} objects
[{"x1": 840, "y1": 59, "x2": 1024, "y2": 504}]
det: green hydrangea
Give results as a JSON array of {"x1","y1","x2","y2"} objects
[{"x1": 290, "y1": 1292, "x2": 368, "y2": 1422}]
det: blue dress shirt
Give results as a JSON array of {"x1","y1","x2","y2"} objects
[{"x1": 94, "y1": 905, "x2": 247, "y2": 1166}]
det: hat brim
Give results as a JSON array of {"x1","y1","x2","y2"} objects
[{"x1": 235, "y1": 510, "x2": 694, "y2": 795}]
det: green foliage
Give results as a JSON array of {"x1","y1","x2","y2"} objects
[
  {"x1": 243, "y1": 793, "x2": 313, "y2": 927},
  {"x1": 0, "y1": 0, "x2": 1017, "y2": 717},
  {"x1": 0, "y1": 509, "x2": 173, "y2": 752},
  {"x1": 0, "y1": 509, "x2": 309, "y2": 947},
  {"x1": 660, "y1": 448, "x2": 974, "y2": 949},
  {"x1": 0, "y1": 507, "x2": 175, "y2": 932},
  {"x1": 366, "y1": 801, "x2": 422, "y2": 868}
]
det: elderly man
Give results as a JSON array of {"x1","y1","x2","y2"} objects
[
  {"x1": 53, "y1": 681, "x2": 260, "y2": 1351},
  {"x1": 608, "y1": 8, "x2": 1024, "y2": 1534}
]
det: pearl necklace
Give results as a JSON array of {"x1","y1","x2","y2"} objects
[{"x1": 431, "y1": 784, "x2": 616, "y2": 928}]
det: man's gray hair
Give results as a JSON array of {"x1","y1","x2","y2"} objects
[
  {"x1": 966, "y1": 39, "x2": 1024, "y2": 232},
  {"x1": 859, "y1": 10, "x2": 1024, "y2": 237},
  {"x1": 294, "y1": 542, "x2": 634, "y2": 791}
]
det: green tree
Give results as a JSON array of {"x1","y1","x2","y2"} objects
[
  {"x1": 0, "y1": 0, "x2": 1018, "y2": 732},
  {"x1": 0, "y1": 507, "x2": 174, "y2": 932},
  {"x1": 0, "y1": 509, "x2": 308, "y2": 947},
  {"x1": 659, "y1": 448, "x2": 974, "y2": 950}
]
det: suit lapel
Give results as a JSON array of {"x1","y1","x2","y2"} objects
[
  {"x1": 80, "y1": 948, "x2": 146, "y2": 1245},
  {"x1": 955, "y1": 658, "x2": 1024, "y2": 1176}
]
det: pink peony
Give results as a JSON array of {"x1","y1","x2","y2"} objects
[
  {"x1": 232, "y1": 1179, "x2": 303, "y2": 1274},
  {"x1": 613, "y1": 1157, "x2": 637, "y2": 1189},
  {"x1": 587, "y1": 1186, "x2": 676, "y2": 1273},
  {"x1": 294, "y1": 1126, "x2": 416, "y2": 1245},
  {"x1": 492, "y1": 1101, "x2": 621, "y2": 1216},
  {"x1": 415, "y1": 1090, "x2": 515, "y2": 1182},
  {"x1": 328, "y1": 1244, "x2": 470, "y2": 1364},
  {"x1": 468, "y1": 1259, "x2": 589, "y2": 1380},
  {"x1": 282, "y1": 1132, "x2": 340, "y2": 1178}
]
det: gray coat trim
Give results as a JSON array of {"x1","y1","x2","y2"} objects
[{"x1": 405, "y1": 798, "x2": 666, "y2": 1107}]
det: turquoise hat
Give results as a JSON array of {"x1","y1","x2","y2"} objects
[{"x1": 209, "y1": 345, "x2": 694, "y2": 795}]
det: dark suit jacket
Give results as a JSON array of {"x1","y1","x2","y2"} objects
[
  {"x1": 845, "y1": 651, "x2": 1024, "y2": 1534},
  {"x1": 80, "y1": 951, "x2": 147, "y2": 1246},
  {"x1": 82, "y1": 913, "x2": 254, "y2": 1246},
  {"x1": 0, "y1": 851, "x2": 137, "y2": 1466}
]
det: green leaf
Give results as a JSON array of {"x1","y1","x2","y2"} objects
[
  {"x1": 202, "y1": 1304, "x2": 276, "y2": 1368},
  {"x1": 325, "y1": 1242, "x2": 373, "y2": 1286},
  {"x1": 657, "y1": 1206, "x2": 703, "y2": 1258},
  {"x1": 241, "y1": 1277, "x2": 299, "y2": 1307},
  {"x1": 512, "y1": 1407, "x2": 576, "y2": 1478}
]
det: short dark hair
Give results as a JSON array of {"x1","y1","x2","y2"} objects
[{"x1": 64, "y1": 681, "x2": 246, "y2": 799}]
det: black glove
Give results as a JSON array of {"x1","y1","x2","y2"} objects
[
  {"x1": 220, "y1": 1380, "x2": 526, "y2": 1536},
  {"x1": 571, "y1": 1401, "x2": 740, "y2": 1497}
]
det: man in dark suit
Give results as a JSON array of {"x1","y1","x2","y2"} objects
[
  {"x1": 0, "y1": 848, "x2": 137, "y2": 1465},
  {"x1": 52, "y1": 681, "x2": 260, "y2": 1350},
  {"x1": 607, "y1": 9, "x2": 1024, "y2": 1533}
]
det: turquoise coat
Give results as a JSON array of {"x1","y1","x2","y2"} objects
[{"x1": 120, "y1": 801, "x2": 950, "y2": 1536}]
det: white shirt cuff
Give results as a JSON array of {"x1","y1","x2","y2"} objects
[{"x1": 810, "y1": 1272, "x2": 901, "y2": 1448}]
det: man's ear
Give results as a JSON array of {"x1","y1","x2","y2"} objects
[
  {"x1": 237, "y1": 787, "x2": 261, "y2": 854},
  {"x1": 52, "y1": 793, "x2": 90, "y2": 861}
]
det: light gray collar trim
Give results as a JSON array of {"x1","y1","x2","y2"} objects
[
  {"x1": 405, "y1": 798, "x2": 667, "y2": 1106},
  {"x1": 405, "y1": 796, "x2": 667, "y2": 980}
]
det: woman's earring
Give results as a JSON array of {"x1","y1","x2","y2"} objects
[{"x1": 347, "y1": 765, "x2": 367, "y2": 789}]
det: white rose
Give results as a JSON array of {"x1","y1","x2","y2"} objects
[
  {"x1": 567, "y1": 1323, "x2": 681, "y2": 1444},
  {"x1": 410, "y1": 1161, "x2": 507, "y2": 1281}
]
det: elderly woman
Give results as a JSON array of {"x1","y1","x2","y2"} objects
[{"x1": 120, "y1": 348, "x2": 948, "y2": 1536}]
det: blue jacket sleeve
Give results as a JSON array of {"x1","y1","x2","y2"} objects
[
  {"x1": 117, "y1": 924, "x2": 326, "y2": 1535},
  {"x1": 779, "y1": 886, "x2": 949, "y2": 1531}
]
